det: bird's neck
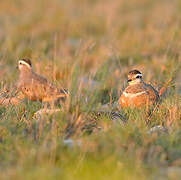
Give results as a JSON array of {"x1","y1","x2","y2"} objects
[
  {"x1": 19, "y1": 69, "x2": 33, "y2": 78},
  {"x1": 128, "y1": 79, "x2": 143, "y2": 85}
]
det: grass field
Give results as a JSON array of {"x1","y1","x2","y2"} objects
[{"x1": 0, "y1": 0, "x2": 181, "y2": 179}]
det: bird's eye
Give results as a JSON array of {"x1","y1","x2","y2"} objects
[
  {"x1": 136, "y1": 75, "x2": 142, "y2": 79},
  {"x1": 19, "y1": 62, "x2": 22, "y2": 65}
]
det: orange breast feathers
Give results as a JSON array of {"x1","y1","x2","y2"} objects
[
  {"x1": 120, "y1": 85, "x2": 159, "y2": 108},
  {"x1": 120, "y1": 91, "x2": 148, "y2": 108}
]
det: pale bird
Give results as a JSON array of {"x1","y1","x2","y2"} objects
[
  {"x1": 17, "y1": 58, "x2": 68, "y2": 104},
  {"x1": 120, "y1": 70, "x2": 159, "y2": 108}
]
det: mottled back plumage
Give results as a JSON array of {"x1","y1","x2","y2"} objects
[{"x1": 17, "y1": 59, "x2": 68, "y2": 102}]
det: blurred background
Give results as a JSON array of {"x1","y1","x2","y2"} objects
[
  {"x1": 0, "y1": 0, "x2": 181, "y2": 179},
  {"x1": 0, "y1": 0, "x2": 180, "y2": 89}
]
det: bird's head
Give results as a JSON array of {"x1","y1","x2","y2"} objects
[
  {"x1": 18, "y1": 59, "x2": 32, "y2": 71},
  {"x1": 127, "y1": 70, "x2": 143, "y2": 85}
]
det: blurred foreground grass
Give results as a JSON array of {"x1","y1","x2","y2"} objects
[{"x1": 0, "y1": 0, "x2": 181, "y2": 179}]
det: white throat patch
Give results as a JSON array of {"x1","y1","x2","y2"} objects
[{"x1": 128, "y1": 78, "x2": 142, "y2": 85}]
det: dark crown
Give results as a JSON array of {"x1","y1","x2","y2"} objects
[
  {"x1": 20, "y1": 58, "x2": 32, "y2": 67},
  {"x1": 128, "y1": 69, "x2": 142, "y2": 75}
]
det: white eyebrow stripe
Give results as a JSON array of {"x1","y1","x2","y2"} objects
[
  {"x1": 123, "y1": 91, "x2": 146, "y2": 98},
  {"x1": 19, "y1": 60, "x2": 31, "y2": 67},
  {"x1": 134, "y1": 73, "x2": 142, "y2": 78}
]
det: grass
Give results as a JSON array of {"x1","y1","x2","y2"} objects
[{"x1": 0, "y1": 0, "x2": 181, "y2": 179}]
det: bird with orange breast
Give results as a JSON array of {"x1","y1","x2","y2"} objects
[{"x1": 120, "y1": 70, "x2": 160, "y2": 108}]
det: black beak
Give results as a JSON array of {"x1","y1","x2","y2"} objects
[
  {"x1": 16, "y1": 66, "x2": 18, "y2": 69},
  {"x1": 127, "y1": 79, "x2": 132, "y2": 83}
]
